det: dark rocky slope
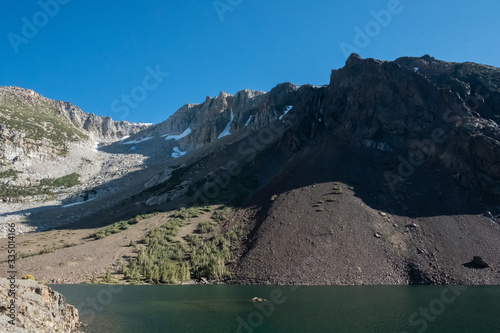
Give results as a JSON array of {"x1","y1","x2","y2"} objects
[
  {"x1": 226, "y1": 54, "x2": 500, "y2": 284},
  {"x1": 2, "y1": 54, "x2": 500, "y2": 285}
]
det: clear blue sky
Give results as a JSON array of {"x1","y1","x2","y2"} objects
[{"x1": 1, "y1": 0, "x2": 499, "y2": 124}]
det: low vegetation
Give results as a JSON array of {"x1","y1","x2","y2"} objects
[
  {"x1": 0, "y1": 96, "x2": 87, "y2": 153},
  {"x1": 197, "y1": 221, "x2": 215, "y2": 234},
  {"x1": 92, "y1": 212, "x2": 159, "y2": 239},
  {"x1": 0, "y1": 169, "x2": 20, "y2": 180},
  {"x1": 15, "y1": 242, "x2": 78, "y2": 260},
  {"x1": 0, "y1": 183, "x2": 53, "y2": 199},
  {"x1": 211, "y1": 206, "x2": 232, "y2": 223},
  {"x1": 331, "y1": 183, "x2": 343, "y2": 194},
  {"x1": 40, "y1": 173, "x2": 80, "y2": 188},
  {"x1": 121, "y1": 205, "x2": 243, "y2": 284},
  {"x1": 0, "y1": 172, "x2": 81, "y2": 199}
]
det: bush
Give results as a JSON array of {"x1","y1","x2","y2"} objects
[
  {"x1": 331, "y1": 184, "x2": 343, "y2": 194},
  {"x1": 40, "y1": 173, "x2": 80, "y2": 188},
  {"x1": 173, "y1": 207, "x2": 203, "y2": 220},
  {"x1": 122, "y1": 206, "x2": 243, "y2": 284},
  {"x1": 15, "y1": 242, "x2": 77, "y2": 259},
  {"x1": 92, "y1": 212, "x2": 159, "y2": 239},
  {"x1": 102, "y1": 269, "x2": 115, "y2": 283},
  {"x1": 0, "y1": 169, "x2": 19, "y2": 180},
  {"x1": 197, "y1": 221, "x2": 214, "y2": 234},
  {"x1": 211, "y1": 207, "x2": 232, "y2": 223}
]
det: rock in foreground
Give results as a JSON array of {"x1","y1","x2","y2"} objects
[{"x1": 0, "y1": 278, "x2": 80, "y2": 333}]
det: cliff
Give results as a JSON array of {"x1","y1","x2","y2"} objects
[{"x1": 0, "y1": 278, "x2": 80, "y2": 333}]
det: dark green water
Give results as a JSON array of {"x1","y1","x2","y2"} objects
[{"x1": 50, "y1": 284, "x2": 500, "y2": 333}]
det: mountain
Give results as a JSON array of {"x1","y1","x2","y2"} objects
[
  {"x1": 0, "y1": 86, "x2": 150, "y2": 203},
  {"x1": 0, "y1": 54, "x2": 499, "y2": 286}
]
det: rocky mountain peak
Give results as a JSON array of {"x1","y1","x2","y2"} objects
[{"x1": 0, "y1": 86, "x2": 150, "y2": 142}]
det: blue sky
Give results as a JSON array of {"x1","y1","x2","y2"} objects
[{"x1": 1, "y1": 0, "x2": 499, "y2": 124}]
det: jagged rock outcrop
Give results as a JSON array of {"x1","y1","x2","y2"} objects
[
  {"x1": 118, "y1": 54, "x2": 499, "y2": 205},
  {"x1": 0, "y1": 86, "x2": 150, "y2": 166},
  {"x1": 121, "y1": 85, "x2": 300, "y2": 152},
  {"x1": 148, "y1": 54, "x2": 500, "y2": 203},
  {"x1": 0, "y1": 86, "x2": 150, "y2": 142},
  {"x1": 324, "y1": 54, "x2": 500, "y2": 201},
  {"x1": 0, "y1": 86, "x2": 151, "y2": 204},
  {"x1": 263, "y1": 54, "x2": 500, "y2": 203},
  {"x1": 1, "y1": 54, "x2": 500, "y2": 286},
  {"x1": 0, "y1": 278, "x2": 80, "y2": 332}
]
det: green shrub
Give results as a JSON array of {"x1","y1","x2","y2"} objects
[
  {"x1": 211, "y1": 207, "x2": 232, "y2": 223},
  {"x1": 0, "y1": 169, "x2": 19, "y2": 180},
  {"x1": 197, "y1": 221, "x2": 214, "y2": 234},
  {"x1": 173, "y1": 206, "x2": 203, "y2": 220},
  {"x1": 102, "y1": 269, "x2": 115, "y2": 283},
  {"x1": 15, "y1": 242, "x2": 77, "y2": 259},
  {"x1": 40, "y1": 173, "x2": 80, "y2": 188},
  {"x1": 92, "y1": 212, "x2": 159, "y2": 239},
  {"x1": 121, "y1": 206, "x2": 243, "y2": 284},
  {"x1": 184, "y1": 234, "x2": 201, "y2": 247},
  {"x1": 331, "y1": 184, "x2": 343, "y2": 194}
]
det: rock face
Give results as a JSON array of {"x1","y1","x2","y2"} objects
[
  {"x1": 0, "y1": 86, "x2": 149, "y2": 166},
  {"x1": 315, "y1": 54, "x2": 500, "y2": 202},
  {"x1": 1, "y1": 54, "x2": 500, "y2": 285},
  {"x1": 0, "y1": 278, "x2": 80, "y2": 332},
  {"x1": 130, "y1": 54, "x2": 500, "y2": 204},
  {"x1": 120, "y1": 85, "x2": 297, "y2": 154},
  {"x1": 0, "y1": 86, "x2": 150, "y2": 142},
  {"x1": 0, "y1": 86, "x2": 151, "y2": 206}
]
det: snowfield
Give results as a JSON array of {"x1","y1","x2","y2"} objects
[
  {"x1": 162, "y1": 127, "x2": 192, "y2": 141},
  {"x1": 218, "y1": 109, "x2": 234, "y2": 139}
]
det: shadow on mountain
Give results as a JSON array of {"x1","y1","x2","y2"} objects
[
  {"x1": 244, "y1": 133, "x2": 491, "y2": 219},
  {"x1": 3, "y1": 126, "x2": 495, "y2": 235},
  {"x1": 0, "y1": 161, "x2": 171, "y2": 231}
]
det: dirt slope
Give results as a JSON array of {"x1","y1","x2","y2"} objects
[{"x1": 232, "y1": 139, "x2": 500, "y2": 285}]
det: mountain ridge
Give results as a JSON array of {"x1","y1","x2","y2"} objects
[{"x1": 1, "y1": 54, "x2": 500, "y2": 286}]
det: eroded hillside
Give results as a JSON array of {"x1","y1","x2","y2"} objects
[{"x1": 1, "y1": 54, "x2": 499, "y2": 285}]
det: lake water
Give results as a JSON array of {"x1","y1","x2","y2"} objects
[{"x1": 50, "y1": 284, "x2": 500, "y2": 333}]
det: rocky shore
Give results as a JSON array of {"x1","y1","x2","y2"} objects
[{"x1": 0, "y1": 278, "x2": 80, "y2": 333}]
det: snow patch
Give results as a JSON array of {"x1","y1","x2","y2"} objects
[
  {"x1": 279, "y1": 105, "x2": 293, "y2": 120},
  {"x1": 162, "y1": 127, "x2": 192, "y2": 141},
  {"x1": 121, "y1": 137, "x2": 153, "y2": 145},
  {"x1": 62, "y1": 198, "x2": 95, "y2": 208},
  {"x1": 171, "y1": 146, "x2": 186, "y2": 158},
  {"x1": 245, "y1": 115, "x2": 253, "y2": 127},
  {"x1": 217, "y1": 109, "x2": 234, "y2": 139},
  {"x1": 119, "y1": 135, "x2": 130, "y2": 142}
]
